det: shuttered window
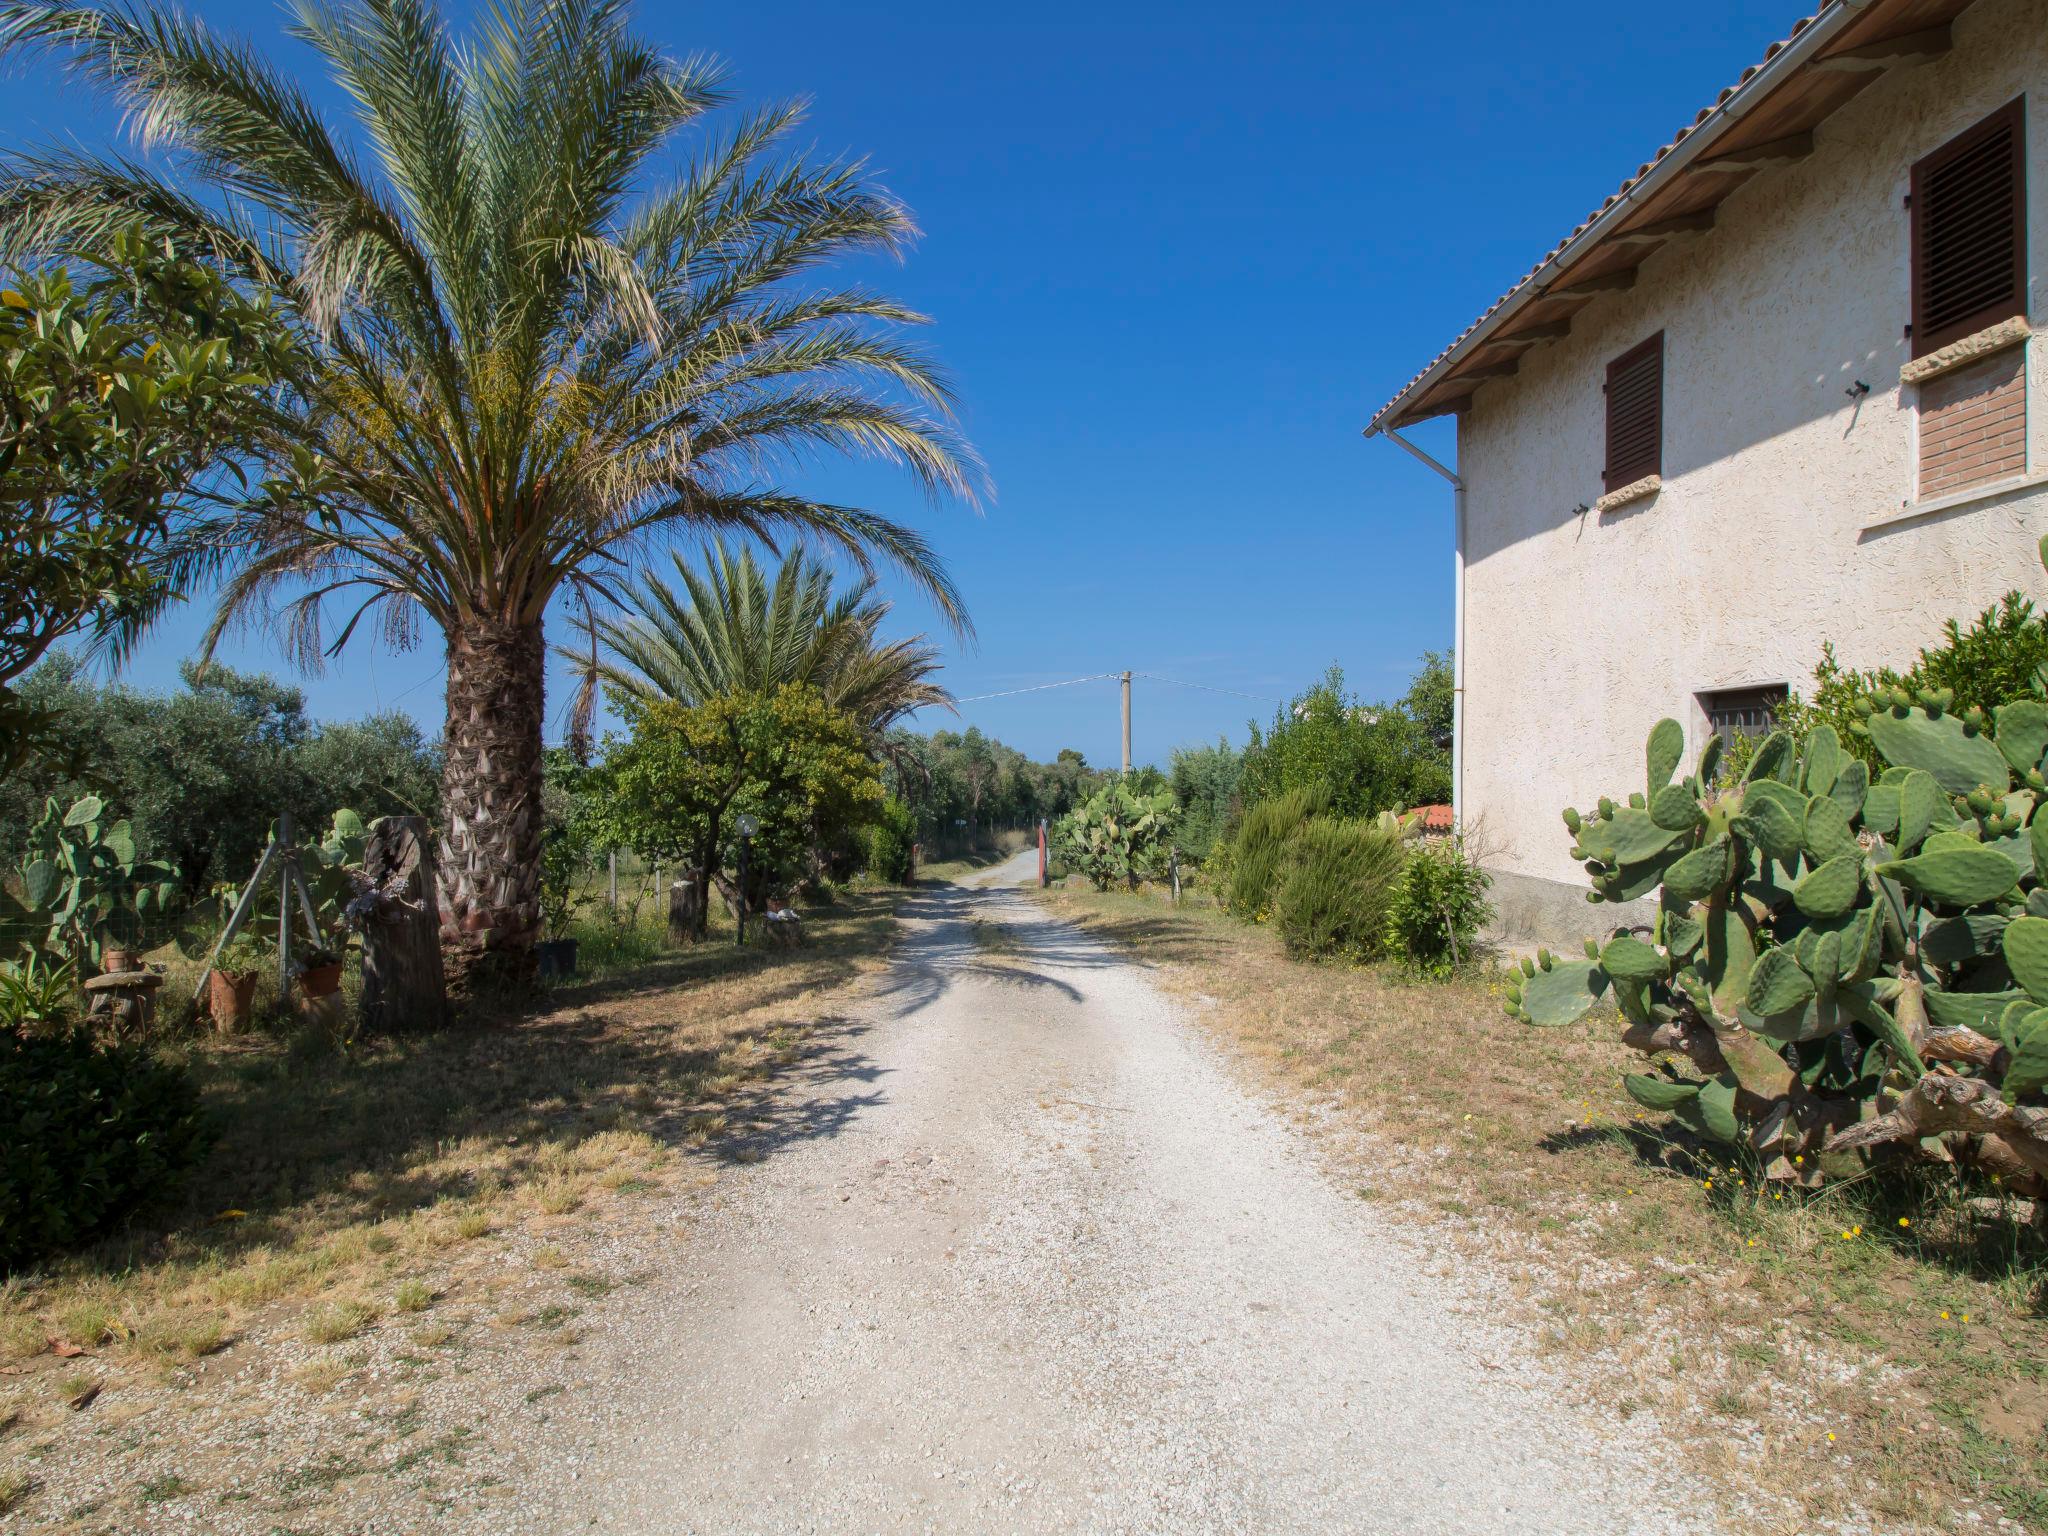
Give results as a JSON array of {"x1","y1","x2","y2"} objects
[
  {"x1": 1911, "y1": 98, "x2": 2026, "y2": 357},
  {"x1": 1603, "y1": 332, "x2": 1663, "y2": 493}
]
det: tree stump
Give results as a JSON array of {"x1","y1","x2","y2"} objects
[
  {"x1": 669, "y1": 877, "x2": 706, "y2": 943},
  {"x1": 358, "y1": 816, "x2": 449, "y2": 1034}
]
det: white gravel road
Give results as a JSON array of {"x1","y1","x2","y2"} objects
[{"x1": 498, "y1": 854, "x2": 1723, "y2": 1535}]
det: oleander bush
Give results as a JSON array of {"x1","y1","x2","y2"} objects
[{"x1": 1, "y1": 1030, "x2": 211, "y2": 1273}]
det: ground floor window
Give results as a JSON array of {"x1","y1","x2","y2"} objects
[{"x1": 1700, "y1": 684, "x2": 1787, "y2": 746}]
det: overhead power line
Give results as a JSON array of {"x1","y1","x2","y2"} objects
[
  {"x1": 950, "y1": 672, "x2": 1119, "y2": 704},
  {"x1": 1131, "y1": 672, "x2": 1280, "y2": 705}
]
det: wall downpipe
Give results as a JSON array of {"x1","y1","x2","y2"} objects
[{"x1": 1367, "y1": 425, "x2": 1466, "y2": 830}]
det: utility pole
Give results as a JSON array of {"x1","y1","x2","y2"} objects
[{"x1": 1120, "y1": 670, "x2": 1132, "y2": 776}]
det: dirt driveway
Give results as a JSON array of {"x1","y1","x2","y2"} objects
[{"x1": 480, "y1": 862, "x2": 1723, "y2": 1535}]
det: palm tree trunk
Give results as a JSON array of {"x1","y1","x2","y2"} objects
[{"x1": 439, "y1": 615, "x2": 545, "y2": 990}]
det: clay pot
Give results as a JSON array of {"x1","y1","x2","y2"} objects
[
  {"x1": 298, "y1": 961, "x2": 344, "y2": 999},
  {"x1": 208, "y1": 970, "x2": 259, "y2": 1033},
  {"x1": 99, "y1": 948, "x2": 141, "y2": 976}
]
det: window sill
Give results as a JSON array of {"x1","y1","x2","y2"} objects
[
  {"x1": 1898, "y1": 316, "x2": 2030, "y2": 386},
  {"x1": 1596, "y1": 474, "x2": 1661, "y2": 514},
  {"x1": 1863, "y1": 470, "x2": 2048, "y2": 532}
]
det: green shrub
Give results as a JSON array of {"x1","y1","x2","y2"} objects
[
  {"x1": 1271, "y1": 816, "x2": 1407, "y2": 962},
  {"x1": 1222, "y1": 785, "x2": 1328, "y2": 918},
  {"x1": 1384, "y1": 839, "x2": 1492, "y2": 978},
  {"x1": 865, "y1": 798, "x2": 917, "y2": 885},
  {"x1": 0, "y1": 1030, "x2": 212, "y2": 1273}
]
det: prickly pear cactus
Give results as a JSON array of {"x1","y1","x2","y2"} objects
[
  {"x1": 1539, "y1": 706, "x2": 2048, "y2": 1192},
  {"x1": 8, "y1": 796, "x2": 181, "y2": 971}
]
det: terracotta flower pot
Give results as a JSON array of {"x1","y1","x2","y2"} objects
[
  {"x1": 99, "y1": 947, "x2": 141, "y2": 976},
  {"x1": 209, "y1": 970, "x2": 259, "y2": 1033},
  {"x1": 298, "y1": 961, "x2": 344, "y2": 999}
]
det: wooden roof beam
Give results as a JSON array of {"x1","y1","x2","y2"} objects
[
  {"x1": 1544, "y1": 268, "x2": 1637, "y2": 300},
  {"x1": 1498, "y1": 318, "x2": 1573, "y2": 345},
  {"x1": 1692, "y1": 131, "x2": 1814, "y2": 173},
  {"x1": 1607, "y1": 209, "x2": 1716, "y2": 247},
  {"x1": 1453, "y1": 358, "x2": 1521, "y2": 383},
  {"x1": 1810, "y1": 26, "x2": 1951, "y2": 73}
]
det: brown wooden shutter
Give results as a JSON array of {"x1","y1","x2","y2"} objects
[
  {"x1": 1603, "y1": 332, "x2": 1663, "y2": 493},
  {"x1": 1911, "y1": 98, "x2": 2026, "y2": 357}
]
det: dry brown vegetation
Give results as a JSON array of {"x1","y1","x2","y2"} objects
[
  {"x1": 0, "y1": 890, "x2": 901, "y2": 1530},
  {"x1": 1038, "y1": 885, "x2": 2048, "y2": 1535}
]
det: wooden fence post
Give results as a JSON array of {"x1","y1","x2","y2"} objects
[{"x1": 358, "y1": 816, "x2": 449, "y2": 1034}]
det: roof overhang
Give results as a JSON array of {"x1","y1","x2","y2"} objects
[{"x1": 1366, "y1": 0, "x2": 1985, "y2": 436}]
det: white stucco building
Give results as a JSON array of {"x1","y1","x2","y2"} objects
[{"x1": 1368, "y1": 0, "x2": 2046, "y2": 942}]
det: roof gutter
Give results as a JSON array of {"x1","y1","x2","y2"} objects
[
  {"x1": 1378, "y1": 427, "x2": 1468, "y2": 831},
  {"x1": 1363, "y1": 0, "x2": 1870, "y2": 437}
]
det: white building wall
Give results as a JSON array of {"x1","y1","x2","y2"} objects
[{"x1": 1458, "y1": 0, "x2": 2048, "y2": 919}]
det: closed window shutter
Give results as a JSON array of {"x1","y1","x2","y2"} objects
[
  {"x1": 1912, "y1": 98, "x2": 2026, "y2": 357},
  {"x1": 1603, "y1": 333, "x2": 1663, "y2": 493}
]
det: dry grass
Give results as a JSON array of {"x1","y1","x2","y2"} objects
[
  {"x1": 1039, "y1": 885, "x2": 2048, "y2": 1534},
  {"x1": 0, "y1": 888, "x2": 903, "y2": 1527}
]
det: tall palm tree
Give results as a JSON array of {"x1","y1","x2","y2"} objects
[
  {"x1": 568, "y1": 540, "x2": 953, "y2": 750},
  {"x1": 0, "y1": 0, "x2": 979, "y2": 984}
]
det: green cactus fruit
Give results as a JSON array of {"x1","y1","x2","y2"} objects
[
  {"x1": 1864, "y1": 706, "x2": 2012, "y2": 795},
  {"x1": 1501, "y1": 999, "x2": 1520, "y2": 1018},
  {"x1": 1792, "y1": 854, "x2": 1863, "y2": 920},
  {"x1": 2002, "y1": 916, "x2": 2048, "y2": 1003},
  {"x1": 1627, "y1": 792, "x2": 1645, "y2": 810},
  {"x1": 1599, "y1": 934, "x2": 1667, "y2": 983},
  {"x1": 1538, "y1": 948, "x2": 1555, "y2": 971},
  {"x1": 1877, "y1": 844, "x2": 2021, "y2": 907},
  {"x1": 1648, "y1": 782, "x2": 1703, "y2": 832},
  {"x1": 1662, "y1": 838, "x2": 1735, "y2": 901},
  {"x1": 1801, "y1": 726, "x2": 1845, "y2": 799},
  {"x1": 1747, "y1": 948, "x2": 1816, "y2": 1017},
  {"x1": 1517, "y1": 959, "x2": 1607, "y2": 1028},
  {"x1": 1583, "y1": 937, "x2": 1600, "y2": 959},
  {"x1": 1598, "y1": 796, "x2": 1615, "y2": 820},
  {"x1": 1562, "y1": 806, "x2": 1583, "y2": 834},
  {"x1": 1891, "y1": 685, "x2": 1914, "y2": 711},
  {"x1": 1645, "y1": 717, "x2": 1685, "y2": 793},
  {"x1": 2006, "y1": 1015, "x2": 2048, "y2": 1098},
  {"x1": 1521, "y1": 956, "x2": 1537, "y2": 978},
  {"x1": 1622, "y1": 1073, "x2": 1703, "y2": 1111}
]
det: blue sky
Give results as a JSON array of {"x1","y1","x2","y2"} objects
[{"x1": 5, "y1": 0, "x2": 1801, "y2": 768}]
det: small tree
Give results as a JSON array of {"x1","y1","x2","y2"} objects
[
  {"x1": 0, "y1": 232, "x2": 290, "y2": 775},
  {"x1": 1055, "y1": 782, "x2": 1177, "y2": 891},
  {"x1": 594, "y1": 686, "x2": 881, "y2": 937}
]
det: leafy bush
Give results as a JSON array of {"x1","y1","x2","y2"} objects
[
  {"x1": 1385, "y1": 839, "x2": 1493, "y2": 978},
  {"x1": 1728, "y1": 585, "x2": 2048, "y2": 786},
  {"x1": 1271, "y1": 817, "x2": 1408, "y2": 962},
  {"x1": 0, "y1": 952, "x2": 76, "y2": 1034},
  {"x1": 1054, "y1": 782, "x2": 1177, "y2": 891},
  {"x1": 1221, "y1": 785, "x2": 1328, "y2": 919},
  {"x1": 1167, "y1": 739, "x2": 1242, "y2": 862},
  {"x1": 865, "y1": 798, "x2": 918, "y2": 885},
  {"x1": 1526, "y1": 685, "x2": 2048, "y2": 1193},
  {"x1": 1236, "y1": 659, "x2": 1450, "y2": 822},
  {"x1": 1, "y1": 1030, "x2": 211, "y2": 1273}
]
